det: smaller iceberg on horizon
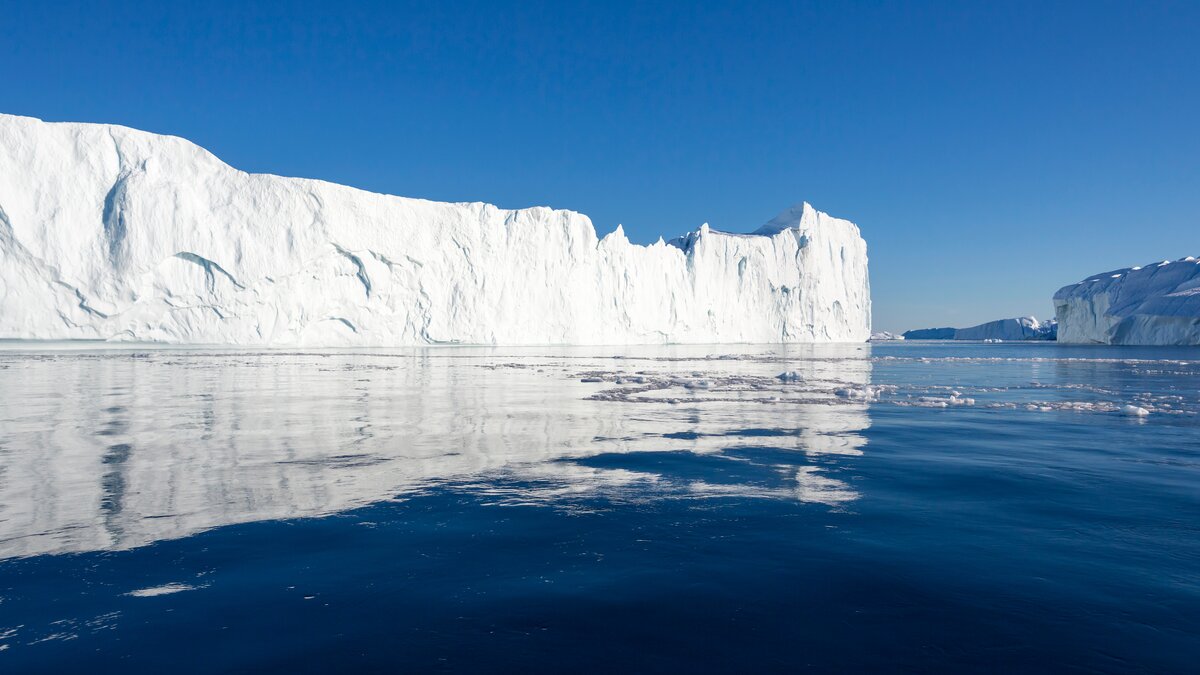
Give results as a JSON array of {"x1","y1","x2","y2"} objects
[{"x1": 902, "y1": 317, "x2": 1056, "y2": 341}]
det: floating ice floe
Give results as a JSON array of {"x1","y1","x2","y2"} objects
[{"x1": 126, "y1": 583, "x2": 199, "y2": 597}]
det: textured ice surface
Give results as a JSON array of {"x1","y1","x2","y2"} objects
[
  {"x1": 1054, "y1": 258, "x2": 1200, "y2": 345},
  {"x1": 0, "y1": 114, "x2": 870, "y2": 345}
]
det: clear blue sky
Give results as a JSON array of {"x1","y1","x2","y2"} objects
[{"x1": 2, "y1": 1, "x2": 1197, "y2": 331}]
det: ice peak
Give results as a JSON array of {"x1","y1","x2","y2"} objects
[
  {"x1": 753, "y1": 202, "x2": 817, "y2": 236},
  {"x1": 605, "y1": 223, "x2": 627, "y2": 241}
]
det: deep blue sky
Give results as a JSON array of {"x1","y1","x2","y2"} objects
[{"x1": 2, "y1": 1, "x2": 1197, "y2": 331}]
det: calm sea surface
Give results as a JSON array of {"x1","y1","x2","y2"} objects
[{"x1": 0, "y1": 342, "x2": 1197, "y2": 672}]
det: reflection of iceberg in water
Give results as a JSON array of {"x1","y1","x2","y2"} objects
[{"x1": 0, "y1": 344, "x2": 872, "y2": 559}]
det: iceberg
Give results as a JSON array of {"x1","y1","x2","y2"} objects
[
  {"x1": 903, "y1": 317, "x2": 1057, "y2": 341},
  {"x1": 1054, "y1": 258, "x2": 1200, "y2": 345},
  {"x1": 954, "y1": 317, "x2": 1057, "y2": 341},
  {"x1": 0, "y1": 114, "x2": 871, "y2": 345},
  {"x1": 901, "y1": 327, "x2": 957, "y2": 340}
]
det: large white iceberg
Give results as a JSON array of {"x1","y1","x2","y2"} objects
[
  {"x1": 0, "y1": 114, "x2": 871, "y2": 345},
  {"x1": 1054, "y1": 258, "x2": 1200, "y2": 345}
]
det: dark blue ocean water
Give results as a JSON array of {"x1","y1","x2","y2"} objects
[{"x1": 0, "y1": 342, "x2": 1197, "y2": 672}]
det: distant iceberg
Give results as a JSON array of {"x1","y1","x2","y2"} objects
[
  {"x1": 1054, "y1": 258, "x2": 1200, "y2": 345},
  {"x1": 903, "y1": 317, "x2": 1056, "y2": 341},
  {"x1": 0, "y1": 114, "x2": 871, "y2": 345},
  {"x1": 901, "y1": 326, "x2": 957, "y2": 340},
  {"x1": 954, "y1": 317, "x2": 1057, "y2": 341}
]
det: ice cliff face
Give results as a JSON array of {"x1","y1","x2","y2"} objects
[
  {"x1": 1054, "y1": 258, "x2": 1200, "y2": 345},
  {"x1": 0, "y1": 114, "x2": 871, "y2": 345}
]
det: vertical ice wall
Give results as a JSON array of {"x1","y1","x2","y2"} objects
[{"x1": 1054, "y1": 259, "x2": 1200, "y2": 345}]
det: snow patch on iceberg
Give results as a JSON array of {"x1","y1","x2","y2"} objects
[{"x1": 0, "y1": 114, "x2": 871, "y2": 345}]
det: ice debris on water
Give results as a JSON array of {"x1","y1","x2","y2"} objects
[{"x1": 126, "y1": 583, "x2": 198, "y2": 597}]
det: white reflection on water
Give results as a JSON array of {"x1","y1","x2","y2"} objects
[{"x1": 0, "y1": 344, "x2": 872, "y2": 560}]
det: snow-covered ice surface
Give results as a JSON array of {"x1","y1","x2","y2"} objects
[
  {"x1": 0, "y1": 114, "x2": 870, "y2": 345},
  {"x1": 1054, "y1": 258, "x2": 1200, "y2": 345}
]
